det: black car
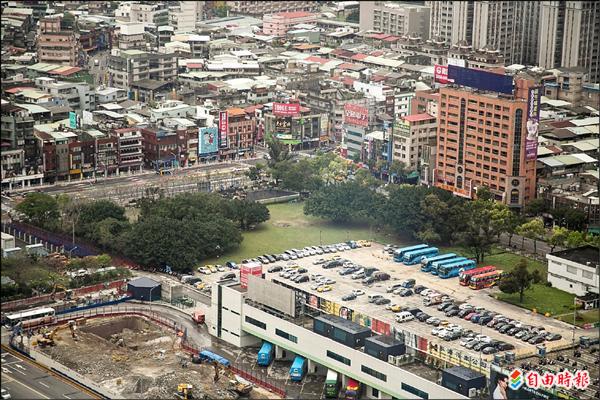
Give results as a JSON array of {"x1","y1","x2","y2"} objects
[
  {"x1": 479, "y1": 316, "x2": 493, "y2": 325},
  {"x1": 342, "y1": 293, "x2": 357, "y2": 301},
  {"x1": 444, "y1": 331, "x2": 461, "y2": 341},
  {"x1": 528, "y1": 336, "x2": 546, "y2": 345},
  {"x1": 293, "y1": 274, "x2": 309, "y2": 283},
  {"x1": 496, "y1": 342, "x2": 515, "y2": 351},
  {"x1": 458, "y1": 309, "x2": 474, "y2": 318},
  {"x1": 495, "y1": 323, "x2": 509, "y2": 331},
  {"x1": 482, "y1": 347, "x2": 498, "y2": 355},
  {"x1": 265, "y1": 254, "x2": 277, "y2": 263},
  {"x1": 364, "y1": 267, "x2": 379, "y2": 277},
  {"x1": 413, "y1": 285, "x2": 427, "y2": 294},
  {"x1": 438, "y1": 302, "x2": 454, "y2": 311},
  {"x1": 445, "y1": 309, "x2": 460, "y2": 317},
  {"x1": 399, "y1": 289, "x2": 413, "y2": 297},
  {"x1": 521, "y1": 333, "x2": 535, "y2": 342},
  {"x1": 407, "y1": 308, "x2": 422, "y2": 316},
  {"x1": 507, "y1": 327, "x2": 521, "y2": 336},
  {"x1": 374, "y1": 297, "x2": 391, "y2": 305},
  {"x1": 297, "y1": 268, "x2": 308, "y2": 274},
  {"x1": 362, "y1": 276, "x2": 377, "y2": 285},
  {"x1": 473, "y1": 342, "x2": 488, "y2": 351},
  {"x1": 499, "y1": 324, "x2": 515, "y2": 334},
  {"x1": 339, "y1": 267, "x2": 357, "y2": 275},
  {"x1": 267, "y1": 265, "x2": 283, "y2": 273},
  {"x1": 545, "y1": 333, "x2": 562, "y2": 341},
  {"x1": 417, "y1": 313, "x2": 431, "y2": 322}
]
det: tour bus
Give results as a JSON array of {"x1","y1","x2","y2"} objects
[
  {"x1": 197, "y1": 350, "x2": 230, "y2": 367},
  {"x1": 403, "y1": 247, "x2": 439, "y2": 265},
  {"x1": 420, "y1": 253, "x2": 457, "y2": 272},
  {"x1": 289, "y1": 356, "x2": 307, "y2": 381},
  {"x1": 393, "y1": 244, "x2": 428, "y2": 262},
  {"x1": 345, "y1": 378, "x2": 361, "y2": 400},
  {"x1": 257, "y1": 341, "x2": 274, "y2": 366},
  {"x1": 458, "y1": 266, "x2": 496, "y2": 286},
  {"x1": 438, "y1": 259, "x2": 477, "y2": 279},
  {"x1": 430, "y1": 257, "x2": 468, "y2": 275},
  {"x1": 469, "y1": 270, "x2": 503, "y2": 290},
  {"x1": 325, "y1": 369, "x2": 340, "y2": 398},
  {"x1": 4, "y1": 307, "x2": 56, "y2": 328}
]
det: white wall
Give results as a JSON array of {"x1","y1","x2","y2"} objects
[
  {"x1": 241, "y1": 304, "x2": 467, "y2": 400},
  {"x1": 547, "y1": 254, "x2": 599, "y2": 296},
  {"x1": 209, "y1": 283, "x2": 260, "y2": 347}
]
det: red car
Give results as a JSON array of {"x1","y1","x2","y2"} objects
[{"x1": 464, "y1": 312, "x2": 476, "y2": 321}]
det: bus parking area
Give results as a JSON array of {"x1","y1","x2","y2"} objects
[{"x1": 203, "y1": 242, "x2": 580, "y2": 363}]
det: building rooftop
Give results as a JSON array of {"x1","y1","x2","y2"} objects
[
  {"x1": 549, "y1": 246, "x2": 600, "y2": 270},
  {"x1": 314, "y1": 313, "x2": 372, "y2": 335},
  {"x1": 403, "y1": 113, "x2": 435, "y2": 123},
  {"x1": 366, "y1": 334, "x2": 403, "y2": 347},
  {"x1": 128, "y1": 276, "x2": 160, "y2": 288},
  {"x1": 443, "y1": 365, "x2": 485, "y2": 380}
]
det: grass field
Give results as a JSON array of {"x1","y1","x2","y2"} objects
[
  {"x1": 201, "y1": 202, "x2": 400, "y2": 265},
  {"x1": 495, "y1": 284, "x2": 576, "y2": 316},
  {"x1": 557, "y1": 310, "x2": 600, "y2": 327}
]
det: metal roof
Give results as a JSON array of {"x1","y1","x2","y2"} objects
[{"x1": 128, "y1": 277, "x2": 160, "y2": 288}]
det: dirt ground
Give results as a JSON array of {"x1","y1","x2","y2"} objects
[{"x1": 38, "y1": 316, "x2": 277, "y2": 399}]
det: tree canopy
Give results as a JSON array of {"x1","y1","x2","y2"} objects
[
  {"x1": 498, "y1": 259, "x2": 542, "y2": 303},
  {"x1": 15, "y1": 192, "x2": 60, "y2": 229}
]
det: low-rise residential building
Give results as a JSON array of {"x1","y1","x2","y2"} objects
[
  {"x1": 108, "y1": 49, "x2": 178, "y2": 90},
  {"x1": 547, "y1": 246, "x2": 600, "y2": 296},
  {"x1": 36, "y1": 78, "x2": 95, "y2": 112},
  {"x1": 37, "y1": 15, "x2": 82, "y2": 66},
  {"x1": 115, "y1": 22, "x2": 147, "y2": 51},
  {"x1": 227, "y1": 1, "x2": 320, "y2": 17},
  {"x1": 359, "y1": 2, "x2": 430, "y2": 39},
  {"x1": 220, "y1": 107, "x2": 256, "y2": 160},
  {"x1": 263, "y1": 12, "x2": 318, "y2": 37}
]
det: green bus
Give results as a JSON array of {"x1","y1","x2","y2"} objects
[{"x1": 325, "y1": 369, "x2": 340, "y2": 398}]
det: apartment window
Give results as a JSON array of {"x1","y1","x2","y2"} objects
[
  {"x1": 245, "y1": 316, "x2": 266, "y2": 330},
  {"x1": 275, "y1": 328, "x2": 298, "y2": 343},
  {"x1": 512, "y1": 109, "x2": 523, "y2": 176},
  {"x1": 582, "y1": 270, "x2": 593, "y2": 279},
  {"x1": 402, "y1": 383, "x2": 429, "y2": 399},
  {"x1": 566, "y1": 266, "x2": 577, "y2": 275},
  {"x1": 327, "y1": 350, "x2": 351, "y2": 366},
  {"x1": 361, "y1": 365, "x2": 387, "y2": 382}
]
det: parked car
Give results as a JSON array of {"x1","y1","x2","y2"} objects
[
  {"x1": 499, "y1": 324, "x2": 515, "y2": 334},
  {"x1": 396, "y1": 312, "x2": 414, "y2": 323},
  {"x1": 473, "y1": 342, "x2": 488, "y2": 351},
  {"x1": 416, "y1": 313, "x2": 431, "y2": 322},
  {"x1": 387, "y1": 304, "x2": 404, "y2": 312},
  {"x1": 479, "y1": 316, "x2": 494, "y2": 325},
  {"x1": 362, "y1": 276, "x2": 377, "y2": 285},
  {"x1": 438, "y1": 302, "x2": 454, "y2": 311},
  {"x1": 368, "y1": 294, "x2": 384, "y2": 303},
  {"x1": 413, "y1": 285, "x2": 427, "y2": 294},
  {"x1": 352, "y1": 289, "x2": 365, "y2": 296},
  {"x1": 399, "y1": 289, "x2": 414, "y2": 297},
  {"x1": 374, "y1": 297, "x2": 391, "y2": 305},
  {"x1": 198, "y1": 267, "x2": 212, "y2": 275},
  {"x1": 515, "y1": 330, "x2": 530, "y2": 339},
  {"x1": 431, "y1": 327, "x2": 446, "y2": 336},
  {"x1": 521, "y1": 333, "x2": 535, "y2": 342},
  {"x1": 401, "y1": 279, "x2": 416, "y2": 288},
  {"x1": 445, "y1": 309, "x2": 460, "y2": 317},
  {"x1": 426, "y1": 317, "x2": 441, "y2": 326},
  {"x1": 317, "y1": 285, "x2": 332, "y2": 293},
  {"x1": 407, "y1": 308, "x2": 422, "y2": 316},
  {"x1": 265, "y1": 255, "x2": 277, "y2": 263},
  {"x1": 545, "y1": 333, "x2": 562, "y2": 341},
  {"x1": 294, "y1": 275, "x2": 309, "y2": 283},
  {"x1": 528, "y1": 336, "x2": 546, "y2": 345},
  {"x1": 465, "y1": 340, "x2": 480, "y2": 350},
  {"x1": 313, "y1": 258, "x2": 326, "y2": 265},
  {"x1": 342, "y1": 293, "x2": 357, "y2": 301},
  {"x1": 351, "y1": 271, "x2": 366, "y2": 280},
  {"x1": 457, "y1": 309, "x2": 474, "y2": 318},
  {"x1": 496, "y1": 342, "x2": 515, "y2": 351},
  {"x1": 267, "y1": 265, "x2": 282, "y2": 273},
  {"x1": 482, "y1": 347, "x2": 498, "y2": 355},
  {"x1": 444, "y1": 331, "x2": 461, "y2": 341}
]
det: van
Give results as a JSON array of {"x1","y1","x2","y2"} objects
[
  {"x1": 387, "y1": 283, "x2": 403, "y2": 293},
  {"x1": 368, "y1": 294, "x2": 383, "y2": 303},
  {"x1": 401, "y1": 279, "x2": 416, "y2": 288},
  {"x1": 396, "y1": 312, "x2": 414, "y2": 322}
]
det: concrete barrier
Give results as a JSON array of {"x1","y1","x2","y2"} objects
[{"x1": 28, "y1": 347, "x2": 122, "y2": 399}]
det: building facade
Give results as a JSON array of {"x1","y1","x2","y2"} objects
[
  {"x1": 227, "y1": 1, "x2": 320, "y2": 16},
  {"x1": 263, "y1": 12, "x2": 318, "y2": 37},
  {"x1": 360, "y1": 2, "x2": 431, "y2": 39},
  {"x1": 392, "y1": 113, "x2": 437, "y2": 170},
  {"x1": 108, "y1": 50, "x2": 178, "y2": 90},
  {"x1": 547, "y1": 246, "x2": 600, "y2": 296},
  {"x1": 427, "y1": 0, "x2": 474, "y2": 45},
  {"x1": 37, "y1": 16, "x2": 81, "y2": 66},
  {"x1": 434, "y1": 81, "x2": 538, "y2": 208}
]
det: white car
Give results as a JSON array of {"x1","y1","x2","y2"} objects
[
  {"x1": 460, "y1": 338, "x2": 476, "y2": 347},
  {"x1": 281, "y1": 254, "x2": 290, "y2": 261},
  {"x1": 475, "y1": 335, "x2": 492, "y2": 343},
  {"x1": 395, "y1": 312, "x2": 414, "y2": 322},
  {"x1": 310, "y1": 274, "x2": 325, "y2": 281},
  {"x1": 431, "y1": 327, "x2": 445, "y2": 336},
  {"x1": 459, "y1": 303, "x2": 474, "y2": 310},
  {"x1": 420, "y1": 289, "x2": 435, "y2": 297},
  {"x1": 1, "y1": 388, "x2": 11, "y2": 400},
  {"x1": 198, "y1": 267, "x2": 212, "y2": 275},
  {"x1": 217, "y1": 265, "x2": 226, "y2": 272},
  {"x1": 352, "y1": 289, "x2": 365, "y2": 296},
  {"x1": 437, "y1": 329, "x2": 451, "y2": 339},
  {"x1": 313, "y1": 258, "x2": 326, "y2": 265}
]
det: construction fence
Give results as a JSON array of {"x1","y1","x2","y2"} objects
[{"x1": 15, "y1": 306, "x2": 287, "y2": 398}]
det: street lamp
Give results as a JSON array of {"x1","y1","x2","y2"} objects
[
  {"x1": 67, "y1": 246, "x2": 78, "y2": 258},
  {"x1": 319, "y1": 230, "x2": 322, "y2": 246}
]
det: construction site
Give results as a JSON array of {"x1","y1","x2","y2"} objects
[{"x1": 32, "y1": 315, "x2": 279, "y2": 400}]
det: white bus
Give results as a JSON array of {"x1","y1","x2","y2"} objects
[{"x1": 4, "y1": 307, "x2": 56, "y2": 328}]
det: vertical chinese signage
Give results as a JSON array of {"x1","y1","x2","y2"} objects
[
  {"x1": 525, "y1": 87, "x2": 541, "y2": 160},
  {"x1": 344, "y1": 104, "x2": 368, "y2": 127},
  {"x1": 218, "y1": 111, "x2": 228, "y2": 148},
  {"x1": 69, "y1": 111, "x2": 78, "y2": 129}
]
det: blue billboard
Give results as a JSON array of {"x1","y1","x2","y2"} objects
[
  {"x1": 448, "y1": 65, "x2": 514, "y2": 94},
  {"x1": 199, "y1": 127, "x2": 219, "y2": 156}
]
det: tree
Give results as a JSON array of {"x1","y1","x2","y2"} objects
[
  {"x1": 565, "y1": 230, "x2": 586, "y2": 248},
  {"x1": 475, "y1": 186, "x2": 494, "y2": 201},
  {"x1": 225, "y1": 200, "x2": 270, "y2": 230},
  {"x1": 15, "y1": 192, "x2": 60, "y2": 229},
  {"x1": 517, "y1": 218, "x2": 546, "y2": 254},
  {"x1": 245, "y1": 163, "x2": 264, "y2": 182},
  {"x1": 524, "y1": 198, "x2": 546, "y2": 217},
  {"x1": 456, "y1": 198, "x2": 503, "y2": 263},
  {"x1": 388, "y1": 161, "x2": 407, "y2": 183},
  {"x1": 548, "y1": 226, "x2": 570, "y2": 252},
  {"x1": 564, "y1": 208, "x2": 586, "y2": 231},
  {"x1": 499, "y1": 259, "x2": 543, "y2": 303},
  {"x1": 266, "y1": 137, "x2": 292, "y2": 167},
  {"x1": 354, "y1": 169, "x2": 382, "y2": 189}
]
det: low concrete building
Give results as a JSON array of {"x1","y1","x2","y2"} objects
[
  {"x1": 547, "y1": 246, "x2": 600, "y2": 296},
  {"x1": 127, "y1": 277, "x2": 161, "y2": 301}
]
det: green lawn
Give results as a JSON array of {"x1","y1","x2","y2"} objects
[
  {"x1": 495, "y1": 284, "x2": 576, "y2": 316},
  {"x1": 438, "y1": 246, "x2": 548, "y2": 276},
  {"x1": 557, "y1": 310, "x2": 600, "y2": 327},
  {"x1": 201, "y1": 201, "x2": 402, "y2": 265}
]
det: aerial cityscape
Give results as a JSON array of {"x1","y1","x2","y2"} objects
[{"x1": 0, "y1": 1, "x2": 599, "y2": 400}]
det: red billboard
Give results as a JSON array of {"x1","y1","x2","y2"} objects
[
  {"x1": 273, "y1": 102, "x2": 300, "y2": 117},
  {"x1": 240, "y1": 262, "x2": 262, "y2": 289},
  {"x1": 344, "y1": 104, "x2": 368, "y2": 127},
  {"x1": 434, "y1": 64, "x2": 451, "y2": 84},
  {"x1": 219, "y1": 111, "x2": 228, "y2": 148}
]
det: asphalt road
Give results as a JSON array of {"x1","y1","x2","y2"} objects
[{"x1": 1, "y1": 347, "x2": 96, "y2": 399}]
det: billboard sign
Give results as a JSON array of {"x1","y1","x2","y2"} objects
[
  {"x1": 344, "y1": 104, "x2": 368, "y2": 127},
  {"x1": 69, "y1": 111, "x2": 78, "y2": 129},
  {"x1": 218, "y1": 111, "x2": 228, "y2": 148},
  {"x1": 273, "y1": 102, "x2": 300, "y2": 117},
  {"x1": 275, "y1": 117, "x2": 292, "y2": 134},
  {"x1": 525, "y1": 87, "x2": 541, "y2": 160},
  {"x1": 448, "y1": 65, "x2": 514, "y2": 94},
  {"x1": 198, "y1": 127, "x2": 218, "y2": 156},
  {"x1": 447, "y1": 57, "x2": 466, "y2": 68},
  {"x1": 434, "y1": 64, "x2": 452, "y2": 84}
]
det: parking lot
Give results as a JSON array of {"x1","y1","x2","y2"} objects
[{"x1": 195, "y1": 242, "x2": 583, "y2": 361}]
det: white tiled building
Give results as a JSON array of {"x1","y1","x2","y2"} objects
[{"x1": 547, "y1": 246, "x2": 600, "y2": 296}]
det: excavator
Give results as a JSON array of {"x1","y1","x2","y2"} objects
[
  {"x1": 35, "y1": 320, "x2": 78, "y2": 347},
  {"x1": 211, "y1": 361, "x2": 253, "y2": 395},
  {"x1": 50, "y1": 284, "x2": 73, "y2": 301},
  {"x1": 175, "y1": 383, "x2": 193, "y2": 400}
]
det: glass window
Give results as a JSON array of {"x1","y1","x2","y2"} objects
[
  {"x1": 401, "y1": 383, "x2": 429, "y2": 399},
  {"x1": 327, "y1": 350, "x2": 351, "y2": 366},
  {"x1": 244, "y1": 316, "x2": 266, "y2": 330},
  {"x1": 361, "y1": 365, "x2": 387, "y2": 382},
  {"x1": 275, "y1": 328, "x2": 298, "y2": 343}
]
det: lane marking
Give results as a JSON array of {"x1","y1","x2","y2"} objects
[
  {"x1": 7, "y1": 365, "x2": 26, "y2": 375},
  {"x1": 39, "y1": 382, "x2": 50, "y2": 388},
  {"x1": 6, "y1": 376, "x2": 51, "y2": 399}
]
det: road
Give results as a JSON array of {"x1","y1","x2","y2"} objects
[
  {"x1": 1, "y1": 347, "x2": 96, "y2": 399},
  {"x1": 498, "y1": 232, "x2": 559, "y2": 259}
]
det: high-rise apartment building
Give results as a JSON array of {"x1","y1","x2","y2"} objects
[
  {"x1": 169, "y1": 1, "x2": 204, "y2": 33},
  {"x1": 434, "y1": 79, "x2": 538, "y2": 208},
  {"x1": 359, "y1": 2, "x2": 431, "y2": 39},
  {"x1": 539, "y1": 1, "x2": 599, "y2": 83},
  {"x1": 227, "y1": 1, "x2": 320, "y2": 16},
  {"x1": 427, "y1": 1, "x2": 474, "y2": 45}
]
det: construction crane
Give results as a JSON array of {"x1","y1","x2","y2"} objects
[{"x1": 175, "y1": 383, "x2": 193, "y2": 400}]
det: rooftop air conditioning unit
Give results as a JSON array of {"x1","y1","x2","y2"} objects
[
  {"x1": 468, "y1": 388, "x2": 477, "y2": 398},
  {"x1": 388, "y1": 355, "x2": 396, "y2": 364}
]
